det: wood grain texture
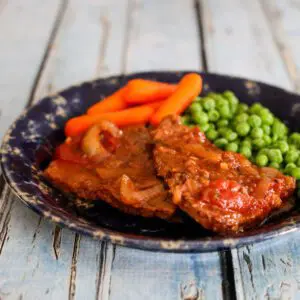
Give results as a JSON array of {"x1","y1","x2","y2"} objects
[
  {"x1": 261, "y1": 0, "x2": 300, "y2": 92},
  {"x1": 109, "y1": 1, "x2": 222, "y2": 300},
  {"x1": 0, "y1": 0, "x2": 128, "y2": 299},
  {"x1": 200, "y1": 0, "x2": 292, "y2": 90},
  {"x1": 125, "y1": 0, "x2": 202, "y2": 72},
  {"x1": 109, "y1": 247, "x2": 223, "y2": 300},
  {"x1": 232, "y1": 1, "x2": 300, "y2": 299},
  {"x1": 0, "y1": 0, "x2": 63, "y2": 140},
  {"x1": 200, "y1": 0, "x2": 300, "y2": 299}
]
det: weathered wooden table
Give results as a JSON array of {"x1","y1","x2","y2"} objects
[{"x1": 1, "y1": 0, "x2": 300, "y2": 299}]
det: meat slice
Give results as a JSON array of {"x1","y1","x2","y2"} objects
[
  {"x1": 152, "y1": 116, "x2": 296, "y2": 233},
  {"x1": 45, "y1": 124, "x2": 176, "y2": 220}
]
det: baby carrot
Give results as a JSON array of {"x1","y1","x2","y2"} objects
[
  {"x1": 65, "y1": 105, "x2": 155, "y2": 137},
  {"x1": 150, "y1": 73, "x2": 203, "y2": 126},
  {"x1": 124, "y1": 79, "x2": 177, "y2": 104},
  {"x1": 87, "y1": 86, "x2": 128, "y2": 115}
]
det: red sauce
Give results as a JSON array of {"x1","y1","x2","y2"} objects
[{"x1": 201, "y1": 179, "x2": 255, "y2": 214}]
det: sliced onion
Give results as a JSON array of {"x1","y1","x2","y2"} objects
[
  {"x1": 184, "y1": 144, "x2": 221, "y2": 163},
  {"x1": 260, "y1": 167, "x2": 281, "y2": 179},
  {"x1": 120, "y1": 174, "x2": 165, "y2": 205},
  {"x1": 254, "y1": 177, "x2": 272, "y2": 200},
  {"x1": 81, "y1": 121, "x2": 122, "y2": 162}
]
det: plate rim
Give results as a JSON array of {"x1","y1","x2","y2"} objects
[{"x1": 1, "y1": 70, "x2": 300, "y2": 252}]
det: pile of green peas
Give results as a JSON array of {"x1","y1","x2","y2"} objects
[{"x1": 181, "y1": 91, "x2": 300, "y2": 183}]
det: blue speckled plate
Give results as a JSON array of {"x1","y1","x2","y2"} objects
[{"x1": 2, "y1": 71, "x2": 300, "y2": 252}]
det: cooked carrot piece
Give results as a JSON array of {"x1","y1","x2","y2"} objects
[
  {"x1": 124, "y1": 79, "x2": 177, "y2": 104},
  {"x1": 65, "y1": 105, "x2": 155, "y2": 137},
  {"x1": 150, "y1": 73, "x2": 203, "y2": 126},
  {"x1": 87, "y1": 86, "x2": 128, "y2": 115},
  {"x1": 147, "y1": 100, "x2": 166, "y2": 110}
]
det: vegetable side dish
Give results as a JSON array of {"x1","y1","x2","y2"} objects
[{"x1": 44, "y1": 73, "x2": 297, "y2": 234}]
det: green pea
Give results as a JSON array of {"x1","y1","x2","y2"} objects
[
  {"x1": 259, "y1": 109, "x2": 274, "y2": 125},
  {"x1": 224, "y1": 130, "x2": 238, "y2": 141},
  {"x1": 193, "y1": 96, "x2": 202, "y2": 102},
  {"x1": 181, "y1": 115, "x2": 192, "y2": 125},
  {"x1": 207, "y1": 93, "x2": 221, "y2": 101},
  {"x1": 256, "y1": 154, "x2": 269, "y2": 167},
  {"x1": 269, "y1": 161, "x2": 280, "y2": 169},
  {"x1": 251, "y1": 128, "x2": 264, "y2": 139},
  {"x1": 226, "y1": 142, "x2": 239, "y2": 152},
  {"x1": 291, "y1": 168, "x2": 300, "y2": 179},
  {"x1": 217, "y1": 119, "x2": 229, "y2": 128},
  {"x1": 262, "y1": 124, "x2": 271, "y2": 135},
  {"x1": 199, "y1": 123, "x2": 210, "y2": 132},
  {"x1": 214, "y1": 138, "x2": 228, "y2": 149},
  {"x1": 189, "y1": 102, "x2": 202, "y2": 114},
  {"x1": 272, "y1": 121, "x2": 286, "y2": 138},
  {"x1": 249, "y1": 103, "x2": 263, "y2": 114},
  {"x1": 285, "y1": 150, "x2": 300, "y2": 163},
  {"x1": 258, "y1": 148, "x2": 270, "y2": 156},
  {"x1": 263, "y1": 135, "x2": 272, "y2": 145},
  {"x1": 284, "y1": 163, "x2": 297, "y2": 175},
  {"x1": 241, "y1": 139, "x2": 252, "y2": 148},
  {"x1": 218, "y1": 104, "x2": 231, "y2": 119},
  {"x1": 215, "y1": 97, "x2": 228, "y2": 107},
  {"x1": 208, "y1": 110, "x2": 220, "y2": 122},
  {"x1": 192, "y1": 111, "x2": 209, "y2": 125},
  {"x1": 223, "y1": 90, "x2": 236, "y2": 100},
  {"x1": 206, "y1": 129, "x2": 219, "y2": 141},
  {"x1": 208, "y1": 123, "x2": 216, "y2": 130},
  {"x1": 252, "y1": 138, "x2": 265, "y2": 149},
  {"x1": 237, "y1": 103, "x2": 249, "y2": 114},
  {"x1": 223, "y1": 91, "x2": 239, "y2": 111},
  {"x1": 235, "y1": 113, "x2": 249, "y2": 123},
  {"x1": 268, "y1": 149, "x2": 283, "y2": 163},
  {"x1": 248, "y1": 114, "x2": 262, "y2": 128},
  {"x1": 289, "y1": 144, "x2": 298, "y2": 151},
  {"x1": 275, "y1": 141, "x2": 289, "y2": 153},
  {"x1": 202, "y1": 97, "x2": 216, "y2": 111},
  {"x1": 219, "y1": 128, "x2": 228, "y2": 137},
  {"x1": 240, "y1": 146, "x2": 252, "y2": 158},
  {"x1": 236, "y1": 123, "x2": 250, "y2": 136},
  {"x1": 289, "y1": 133, "x2": 300, "y2": 147}
]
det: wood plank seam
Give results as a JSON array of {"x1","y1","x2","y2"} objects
[
  {"x1": 0, "y1": 0, "x2": 69, "y2": 259},
  {"x1": 259, "y1": 0, "x2": 297, "y2": 91},
  {"x1": 26, "y1": 0, "x2": 69, "y2": 108},
  {"x1": 68, "y1": 234, "x2": 81, "y2": 300},
  {"x1": 52, "y1": 226, "x2": 62, "y2": 260},
  {"x1": 194, "y1": 0, "x2": 208, "y2": 72},
  {"x1": 95, "y1": 14, "x2": 111, "y2": 75},
  {"x1": 0, "y1": 187, "x2": 14, "y2": 256},
  {"x1": 121, "y1": 0, "x2": 134, "y2": 74},
  {"x1": 197, "y1": 1, "x2": 238, "y2": 299},
  {"x1": 95, "y1": 243, "x2": 116, "y2": 300},
  {"x1": 0, "y1": 191, "x2": 13, "y2": 256}
]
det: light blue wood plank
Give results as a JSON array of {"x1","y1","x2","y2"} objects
[
  {"x1": 200, "y1": 0, "x2": 300, "y2": 298},
  {"x1": 261, "y1": 0, "x2": 300, "y2": 92},
  {"x1": 200, "y1": 0, "x2": 292, "y2": 90},
  {"x1": 229, "y1": 1, "x2": 300, "y2": 299},
  {"x1": 125, "y1": 0, "x2": 202, "y2": 72},
  {"x1": 109, "y1": 247, "x2": 223, "y2": 300},
  {"x1": 0, "y1": 201, "x2": 76, "y2": 300},
  {"x1": 0, "y1": 1, "x2": 129, "y2": 299},
  {"x1": 0, "y1": 0, "x2": 62, "y2": 140},
  {"x1": 109, "y1": 1, "x2": 223, "y2": 300},
  {"x1": 34, "y1": 0, "x2": 129, "y2": 98}
]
